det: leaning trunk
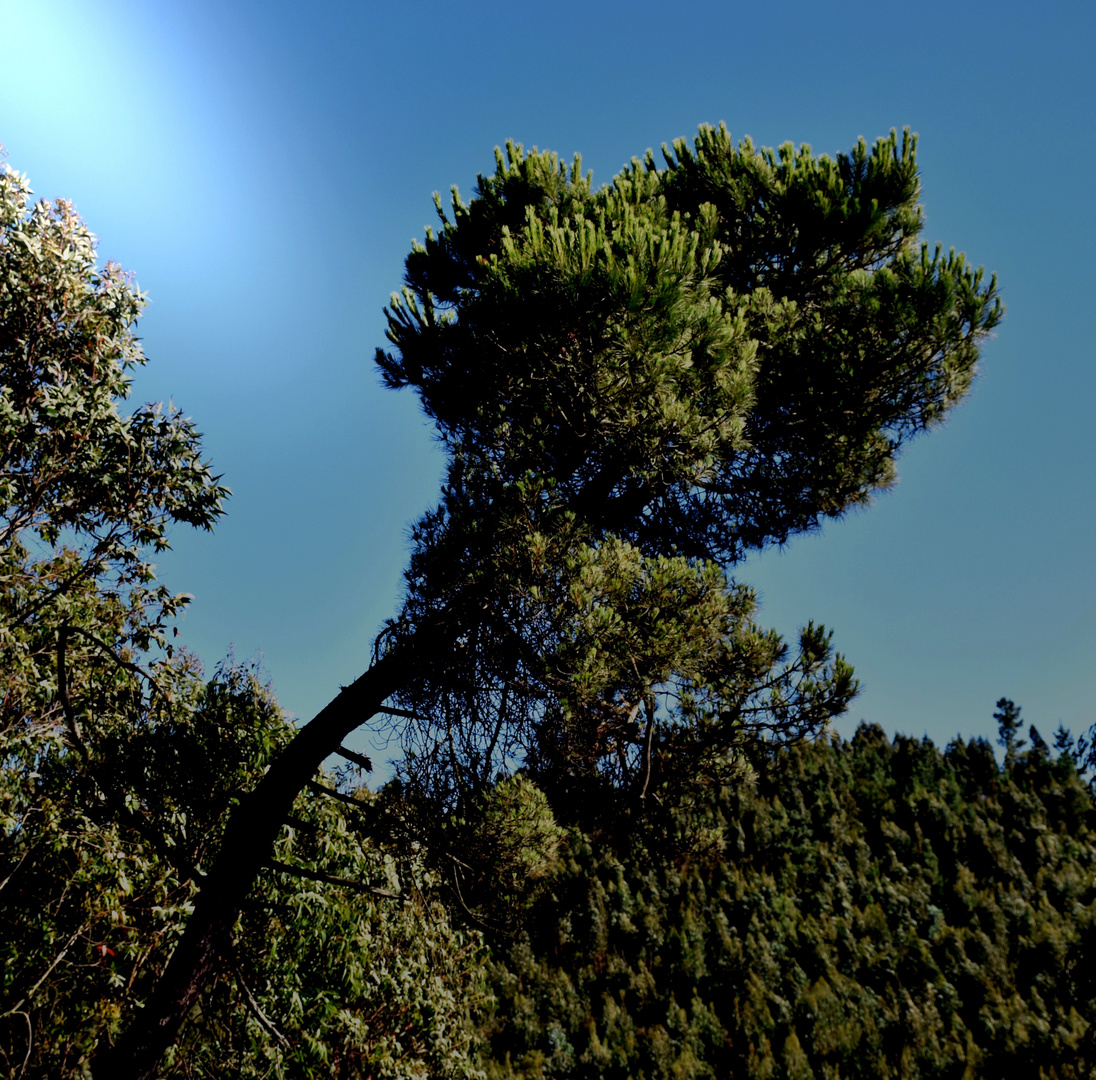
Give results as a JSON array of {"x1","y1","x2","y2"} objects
[{"x1": 91, "y1": 640, "x2": 420, "y2": 1079}]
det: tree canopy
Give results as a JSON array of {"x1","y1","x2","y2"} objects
[
  {"x1": 379, "y1": 126, "x2": 998, "y2": 561},
  {"x1": 0, "y1": 160, "x2": 227, "y2": 643},
  {"x1": 378, "y1": 126, "x2": 1000, "y2": 813},
  {"x1": 484, "y1": 721, "x2": 1096, "y2": 1079}
]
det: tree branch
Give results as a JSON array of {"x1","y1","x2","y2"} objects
[
  {"x1": 306, "y1": 779, "x2": 366, "y2": 811},
  {"x1": 95, "y1": 623, "x2": 440, "y2": 1080},
  {"x1": 335, "y1": 745, "x2": 373, "y2": 772},
  {"x1": 638, "y1": 696, "x2": 657, "y2": 803},
  {"x1": 377, "y1": 706, "x2": 422, "y2": 721},
  {"x1": 268, "y1": 859, "x2": 399, "y2": 899},
  {"x1": 228, "y1": 955, "x2": 289, "y2": 1048},
  {"x1": 13, "y1": 1011, "x2": 31, "y2": 1080},
  {"x1": 64, "y1": 624, "x2": 172, "y2": 709},
  {"x1": 56, "y1": 625, "x2": 87, "y2": 760}
]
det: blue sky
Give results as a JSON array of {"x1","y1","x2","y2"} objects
[{"x1": 3, "y1": 0, "x2": 1094, "y2": 762}]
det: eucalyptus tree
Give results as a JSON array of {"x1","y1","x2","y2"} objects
[
  {"x1": 66, "y1": 125, "x2": 1000, "y2": 1078},
  {"x1": 0, "y1": 156, "x2": 224, "y2": 1073},
  {"x1": 0, "y1": 158, "x2": 484, "y2": 1079},
  {"x1": 0, "y1": 157, "x2": 227, "y2": 851}
]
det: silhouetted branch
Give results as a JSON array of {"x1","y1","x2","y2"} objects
[
  {"x1": 336, "y1": 745, "x2": 373, "y2": 771},
  {"x1": 267, "y1": 859, "x2": 399, "y2": 898}
]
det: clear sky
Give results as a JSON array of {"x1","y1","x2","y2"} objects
[{"x1": 2, "y1": 0, "x2": 1094, "y2": 764}]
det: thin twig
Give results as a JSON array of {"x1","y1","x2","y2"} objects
[
  {"x1": 638, "y1": 696, "x2": 657, "y2": 803},
  {"x1": 230, "y1": 957, "x2": 289, "y2": 1048},
  {"x1": 0, "y1": 844, "x2": 36, "y2": 898},
  {"x1": 64, "y1": 624, "x2": 172, "y2": 710},
  {"x1": 3, "y1": 921, "x2": 87, "y2": 1020},
  {"x1": 14, "y1": 1011, "x2": 31, "y2": 1080},
  {"x1": 447, "y1": 863, "x2": 503, "y2": 934},
  {"x1": 56, "y1": 625, "x2": 88, "y2": 759},
  {"x1": 7, "y1": 556, "x2": 98, "y2": 632}
]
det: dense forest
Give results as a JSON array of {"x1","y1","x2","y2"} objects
[
  {"x1": 6, "y1": 671, "x2": 1095, "y2": 1078},
  {"x1": 482, "y1": 713, "x2": 1096, "y2": 1078},
  {"x1": 6, "y1": 125, "x2": 1091, "y2": 1078}
]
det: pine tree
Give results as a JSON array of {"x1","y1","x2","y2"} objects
[{"x1": 994, "y1": 697, "x2": 1025, "y2": 763}]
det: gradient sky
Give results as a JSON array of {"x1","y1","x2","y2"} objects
[{"x1": 3, "y1": 0, "x2": 1094, "y2": 765}]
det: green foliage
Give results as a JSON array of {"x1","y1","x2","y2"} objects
[
  {"x1": 482, "y1": 725, "x2": 1096, "y2": 1079},
  {"x1": 380, "y1": 128, "x2": 1000, "y2": 561},
  {"x1": 415, "y1": 774, "x2": 567, "y2": 935},
  {"x1": 174, "y1": 738, "x2": 490, "y2": 1080},
  {"x1": 659, "y1": 126, "x2": 998, "y2": 552},
  {"x1": 0, "y1": 160, "x2": 227, "y2": 643},
  {"x1": 0, "y1": 153, "x2": 490, "y2": 1079},
  {"x1": 0, "y1": 125, "x2": 1009, "y2": 1077},
  {"x1": 1, "y1": 655, "x2": 491, "y2": 1079},
  {"x1": 0, "y1": 654, "x2": 268, "y2": 1076},
  {"x1": 378, "y1": 126, "x2": 997, "y2": 816}
]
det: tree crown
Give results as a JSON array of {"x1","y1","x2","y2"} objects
[
  {"x1": 371, "y1": 124, "x2": 1000, "y2": 812},
  {"x1": 378, "y1": 126, "x2": 1001, "y2": 563}
]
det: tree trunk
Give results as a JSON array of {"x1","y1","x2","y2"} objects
[{"x1": 91, "y1": 639, "x2": 420, "y2": 1079}]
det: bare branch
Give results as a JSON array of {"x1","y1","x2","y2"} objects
[
  {"x1": 335, "y1": 745, "x2": 372, "y2": 772},
  {"x1": 267, "y1": 859, "x2": 399, "y2": 899},
  {"x1": 14, "y1": 1011, "x2": 31, "y2": 1080},
  {"x1": 56, "y1": 625, "x2": 87, "y2": 760},
  {"x1": 377, "y1": 705, "x2": 421, "y2": 720},
  {"x1": 638, "y1": 696, "x2": 657, "y2": 803},
  {"x1": 228, "y1": 957, "x2": 289, "y2": 1048},
  {"x1": 306, "y1": 779, "x2": 366, "y2": 811}
]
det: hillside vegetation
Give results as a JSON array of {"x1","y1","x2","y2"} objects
[{"x1": 480, "y1": 718, "x2": 1096, "y2": 1079}]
